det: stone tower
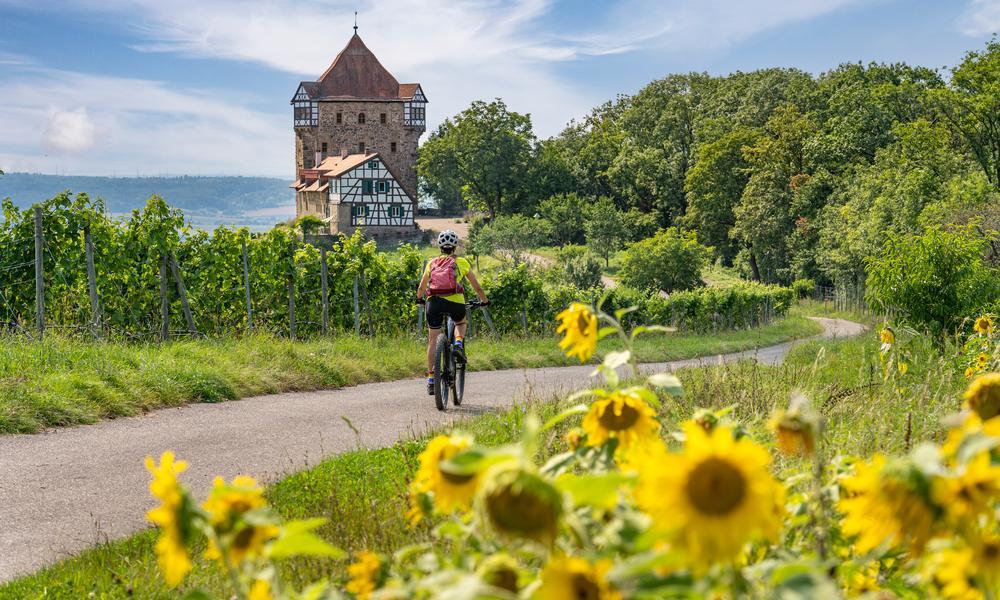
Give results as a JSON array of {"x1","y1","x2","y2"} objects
[{"x1": 291, "y1": 32, "x2": 427, "y2": 201}]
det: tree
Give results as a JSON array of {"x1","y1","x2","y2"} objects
[
  {"x1": 935, "y1": 38, "x2": 1000, "y2": 188},
  {"x1": 417, "y1": 120, "x2": 464, "y2": 214},
  {"x1": 556, "y1": 245, "x2": 604, "y2": 289},
  {"x1": 618, "y1": 228, "x2": 711, "y2": 293},
  {"x1": 295, "y1": 215, "x2": 325, "y2": 236},
  {"x1": 585, "y1": 198, "x2": 625, "y2": 266},
  {"x1": 539, "y1": 193, "x2": 588, "y2": 245},
  {"x1": 470, "y1": 214, "x2": 553, "y2": 264},
  {"x1": 417, "y1": 99, "x2": 535, "y2": 219}
]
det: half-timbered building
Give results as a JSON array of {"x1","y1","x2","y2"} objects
[{"x1": 290, "y1": 28, "x2": 426, "y2": 235}]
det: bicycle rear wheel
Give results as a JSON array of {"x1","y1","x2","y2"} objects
[
  {"x1": 433, "y1": 333, "x2": 450, "y2": 411},
  {"x1": 454, "y1": 362, "x2": 465, "y2": 406}
]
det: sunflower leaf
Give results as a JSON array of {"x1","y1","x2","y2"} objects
[
  {"x1": 647, "y1": 373, "x2": 684, "y2": 397},
  {"x1": 556, "y1": 472, "x2": 634, "y2": 509},
  {"x1": 603, "y1": 350, "x2": 632, "y2": 370},
  {"x1": 631, "y1": 325, "x2": 677, "y2": 339},
  {"x1": 440, "y1": 446, "x2": 517, "y2": 476},
  {"x1": 540, "y1": 404, "x2": 588, "y2": 432},
  {"x1": 597, "y1": 326, "x2": 618, "y2": 340},
  {"x1": 270, "y1": 525, "x2": 346, "y2": 559}
]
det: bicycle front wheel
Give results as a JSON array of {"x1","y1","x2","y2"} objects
[
  {"x1": 454, "y1": 362, "x2": 465, "y2": 406},
  {"x1": 433, "y1": 333, "x2": 450, "y2": 411}
]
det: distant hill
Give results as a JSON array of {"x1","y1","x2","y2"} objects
[{"x1": 0, "y1": 173, "x2": 295, "y2": 229}]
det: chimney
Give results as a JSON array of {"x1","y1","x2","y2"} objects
[
  {"x1": 340, "y1": 147, "x2": 348, "y2": 158},
  {"x1": 314, "y1": 151, "x2": 322, "y2": 167}
]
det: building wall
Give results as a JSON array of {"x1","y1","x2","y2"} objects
[
  {"x1": 335, "y1": 156, "x2": 414, "y2": 228},
  {"x1": 294, "y1": 100, "x2": 423, "y2": 200}
]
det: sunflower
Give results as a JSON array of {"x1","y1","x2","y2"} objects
[
  {"x1": 564, "y1": 427, "x2": 585, "y2": 451},
  {"x1": 880, "y1": 328, "x2": 895, "y2": 346},
  {"x1": 964, "y1": 373, "x2": 1000, "y2": 421},
  {"x1": 932, "y1": 452, "x2": 1000, "y2": 521},
  {"x1": 477, "y1": 553, "x2": 520, "y2": 594},
  {"x1": 582, "y1": 390, "x2": 660, "y2": 451},
  {"x1": 248, "y1": 579, "x2": 273, "y2": 600},
  {"x1": 202, "y1": 475, "x2": 278, "y2": 566},
  {"x1": 843, "y1": 561, "x2": 881, "y2": 596},
  {"x1": 407, "y1": 433, "x2": 479, "y2": 524},
  {"x1": 345, "y1": 550, "x2": 382, "y2": 600},
  {"x1": 556, "y1": 303, "x2": 598, "y2": 363},
  {"x1": 536, "y1": 556, "x2": 621, "y2": 600},
  {"x1": 479, "y1": 465, "x2": 564, "y2": 545},
  {"x1": 971, "y1": 533, "x2": 1000, "y2": 590},
  {"x1": 768, "y1": 405, "x2": 817, "y2": 458},
  {"x1": 974, "y1": 315, "x2": 994, "y2": 336},
  {"x1": 977, "y1": 353, "x2": 990, "y2": 369},
  {"x1": 632, "y1": 422, "x2": 783, "y2": 567},
  {"x1": 145, "y1": 452, "x2": 194, "y2": 587},
  {"x1": 942, "y1": 412, "x2": 1000, "y2": 461},
  {"x1": 838, "y1": 455, "x2": 939, "y2": 555},
  {"x1": 966, "y1": 367, "x2": 976, "y2": 379},
  {"x1": 922, "y1": 545, "x2": 981, "y2": 600}
]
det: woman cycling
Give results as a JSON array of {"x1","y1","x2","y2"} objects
[{"x1": 416, "y1": 230, "x2": 488, "y2": 396}]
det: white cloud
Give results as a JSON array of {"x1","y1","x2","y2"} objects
[
  {"x1": 43, "y1": 108, "x2": 100, "y2": 152},
  {"x1": 957, "y1": 0, "x2": 1000, "y2": 36}
]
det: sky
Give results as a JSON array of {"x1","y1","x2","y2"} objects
[{"x1": 0, "y1": 0, "x2": 997, "y2": 178}]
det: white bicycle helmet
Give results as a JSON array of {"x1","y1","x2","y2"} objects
[{"x1": 437, "y1": 229, "x2": 459, "y2": 249}]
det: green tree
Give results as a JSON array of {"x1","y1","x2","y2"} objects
[
  {"x1": 538, "y1": 193, "x2": 588, "y2": 246},
  {"x1": 417, "y1": 99, "x2": 535, "y2": 219},
  {"x1": 618, "y1": 228, "x2": 711, "y2": 293},
  {"x1": 585, "y1": 198, "x2": 625, "y2": 266},
  {"x1": 295, "y1": 215, "x2": 325, "y2": 236},
  {"x1": 556, "y1": 245, "x2": 604, "y2": 289},
  {"x1": 470, "y1": 214, "x2": 553, "y2": 264}
]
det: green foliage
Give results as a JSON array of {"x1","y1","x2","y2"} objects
[
  {"x1": 584, "y1": 197, "x2": 625, "y2": 266},
  {"x1": 553, "y1": 245, "x2": 603, "y2": 290},
  {"x1": 791, "y1": 278, "x2": 816, "y2": 299},
  {"x1": 294, "y1": 215, "x2": 325, "y2": 236},
  {"x1": 644, "y1": 283, "x2": 796, "y2": 332},
  {"x1": 470, "y1": 214, "x2": 553, "y2": 264},
  {"x1": 865, "y1": 227, "x2": 1000, "y2": 333},
  {"x1": 538, "y1": 193, "x2": 588, "y2": 245},
  {"x1": 618, "y1": 227, "x2": 712, "y2": 292}
]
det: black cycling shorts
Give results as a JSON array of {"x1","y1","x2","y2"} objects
[{"x1": 425, "y1": 296, "x2": 466, "y2": 330}]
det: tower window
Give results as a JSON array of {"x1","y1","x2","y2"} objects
[
  {"x1": 321, "y1": 142, "x2": 328, "y2": 155},
  {"x1": 336, "y1": 112, "x2": 342, "y2": 124},
  {"x1": 380, "y1": 113, "x2": 387, "y2": 124},
  {"x1": 358, "y1": 112, "x2": 366, "y2": 124},
  {"x1": 391, "y1": 142, "x2": 397, "y2": 153},
  {"x1": 358, "y1": 141, "x2": 365, "y2": 153}
]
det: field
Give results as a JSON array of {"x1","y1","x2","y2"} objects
[{"x1": 1, "y1": 309, "x2": 979, "y2": 599}]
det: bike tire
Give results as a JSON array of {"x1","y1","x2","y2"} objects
[
  {"x1": 434, "y1": 333, "x2": 450, "y2": 411},
  {"x1": 454, "y1": 362, "x2": 465, "y2": 406}
]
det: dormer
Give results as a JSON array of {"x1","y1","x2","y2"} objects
[
  {"x1": 291, "y1": 84, "x2": 318, "y2": 127},
  {"x1": 401, "y1": 84, "x2": 427, "y2": 129}
]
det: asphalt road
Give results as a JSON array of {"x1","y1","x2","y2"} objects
[{"x1": 0, "y1": 317, "x2": 864, "y2": 582}]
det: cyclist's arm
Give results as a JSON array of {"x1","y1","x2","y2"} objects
[
  {"x1": 465, "y1": 271, "x2": 488, "y2": 303},
  {"x1": 416, "y1": 269, "x2": 430, "y2": 301}
]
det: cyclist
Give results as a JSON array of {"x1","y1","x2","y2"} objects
[{"x1": 416, "y1": 230, "x2": 488, "y2": 396}]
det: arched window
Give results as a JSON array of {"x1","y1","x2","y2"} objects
[{"x1": 358, "y1": 112, "x2": 366, "y2": 124}]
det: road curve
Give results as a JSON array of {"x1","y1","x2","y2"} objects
[{"x1": 0, "y1": 317, "x2": 864, "y2": 582}]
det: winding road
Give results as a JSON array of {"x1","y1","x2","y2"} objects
[{"x1": 0, "y1": 317, "x2": 864, "y2": 582}]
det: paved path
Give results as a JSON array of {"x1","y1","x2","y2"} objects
[{"x1": 0, "y1": 317, "x2": 864, "y2": 581}]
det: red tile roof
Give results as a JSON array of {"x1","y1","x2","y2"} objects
[
  {"x1": 316, "y1": 152, "x2": 378, "y2": 178},
  {"x1": 398, "y1": 83, "x2": 419, "y2": 100},
  {"x1": 315, "y1": 34, "x2": 399, "y2": 100}
]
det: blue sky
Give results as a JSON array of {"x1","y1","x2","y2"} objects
[{"x1": 0, "y1": 0, "x2": 996, "y2": 178}]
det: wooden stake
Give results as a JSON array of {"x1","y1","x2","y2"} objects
[
  {"x1": 360, "y1": 271, "x2": 374, "y2": 335},
  {"x1": 352, "y1": 274, "x2": 361, "y2": 336},
  {"x1": 242, "y1": 238, "x2": 253, "y2": 332},
  {"x1": 159, "y1": 255, "x2": 169, "y2": 342},
  {"x1": 33, "y1": 206, "x2": 44, "y2": 339},
  {"x1": 169, "y1": 252, "x2": 197, "y2": 335},
  {"x1": 320, "y1": 248, "x2": 329, "y2": 335},
  {"x1": 288, "y1": 277, "x2": 297, "y2": 340},
  {"x1": 84, "y1": 225, "x2": 101, "y2": 339}
]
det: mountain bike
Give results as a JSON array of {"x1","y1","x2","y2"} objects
[{"x1": 431, "y1": 299, "x2": 486, "y2": 411}]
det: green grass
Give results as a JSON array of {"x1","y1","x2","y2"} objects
[
  {"x1": 4, "y1": 316, "x2": 968, "y2": 599},
  {"x1": 0, "y1": 315, "x2": 821, "y2": 434}
]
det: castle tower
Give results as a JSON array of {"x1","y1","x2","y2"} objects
[{"x1": 291, "y1": 32, "x2": 426, "y2": 203}]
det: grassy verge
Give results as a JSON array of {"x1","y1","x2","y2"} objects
[
  {"x1": 4, "y1": 318, "x2": 967, "y2": 599},
  {"x1": 0, "y1": 315, "x2": 821, "y2": 434}
]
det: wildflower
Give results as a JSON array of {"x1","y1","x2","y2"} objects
[
  {"x1": 932, "y1": 452, "x2": 1000, "y2": 520},
  {"x1": 898, "y1": 361, "x2": 909, "y2": 375},
  {"x1": 964, "y1": 373, "x2": 1000, "y2": 421},
  {"x1": 145, "y1": 451, "x2": 194, "y2": 588},
  {"x1": 564, "y1": 427, "x2": 585, "y2": 451},
  {"x1": 880, "y1": 328, "x2": 895, "y2": 346},
  {"x1": 556, "y1": 303, "x2": 598, "y2": 363},
  {"x1": 249, "y1": 579, "x2": 273, "y2": 600},
  {"x1": 203, "y1": 475, "x2": 278, "y2": 566},
  {"x1": 345, "y1": 551, "x2": 382, "y2": 600},
  {"x1": 582, "y1": 390, "x2": 660, "y2": 451},
  {"x1": 479, "y1": 465, "x2": 563, "y2": 545},
  {"x1": 537, "y1": 556, "x2": 621, "y2": 600},
  {"x1": 768, "y1": 395, "x2": 819, "y2": 458},
  {"x1": 838, "y1": 455, "x2": 939, "y2": 555},
  {"x1": 965, "y1": 367, "x2": 976, "y2": 379},
  {"x1": 633, "y1": 422, "x2": 784, "y2": 567},
  {"x1": 974, "y1": 315, "x2": 994, "y2": 336},
  {"x1": 977, "y1": 353, "x2": 989, "y2": 369},
  {"x1": 476, "y1": 553, "x2": 520, "y2": 594},
  {"x1": 407, "y1": 434, "x2": 479, "y2": 524}
]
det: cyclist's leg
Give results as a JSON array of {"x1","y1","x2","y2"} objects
[
  {"x1": 425, "y1": 298, "x2": 446, "y2": 394},
  {"x1": 447, "y1": 301, "x2": 469, "y2": 363}
]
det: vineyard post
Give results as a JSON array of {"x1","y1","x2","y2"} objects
[
  {"x1": 84, "y1": 224, "x2": 101, "y2": 339},
  {"x1": 320, "y1": 247, "x2": 330, "y2": 335},
  {"x1": 519, "y1": 306, "x2": 528, "y2": 336},
  {"x1": 241, "y1": 238, "x2": 253, "y2": 332},
  {"x1": 288, "y1": 277, "x2": 297, "y2": 340},
  {"x1": 159, "y1": 255, "x2": 170, "y2": 342},
  {"x1": 352, "y1": 274, "x2": 361, "y2": 336},
  {"x1": 33, "y1": 206, "x2": 44, "y2": 339},
  {"x1": 169, "y1": 253, "x2": 197, "y2": 336},
  {"x1": 360, "y1": 271, "x2": 374, "y2": 335},
  {"x1": 481, "y1": 306, "x2": 498, "y2": 337},
  {"x1": 416, "y1": 258, "x2": 426, "y2": 333}
]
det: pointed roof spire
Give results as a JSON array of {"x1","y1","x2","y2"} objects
[
  {"x1": 353, "y1": 10, "x2": 358, "y2": 34},
  {"x1": 314, "y1": 33, "x2": 400, "y2": 99}
]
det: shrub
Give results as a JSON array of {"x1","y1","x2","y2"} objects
[
  {"x1": 470, "y1": 214, "x2": 553, "y2": 264},
  {"x1": 866, "y1": 227, "x2": 1000, "y2": 333},
  {"x1": 646, "y1": 283, "x2": 794, "y2": 332},
  {"x1": 556, "y1": 245, "x2": 604, "y2": 290},
  {"x1": 539, "y1": 193, "x2": 588, "y2": 245},
  {"x1": 792, "y1": 278, "x2": 815, "y2": 299},
  {"x1": 481, "y1": 265, "x2": 549, "y2": 333},
  {"x1": 619, "y1": 228, "x2": 712, "y2": 293}
]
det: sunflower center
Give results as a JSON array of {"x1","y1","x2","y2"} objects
[
  {"x1": 570, "y1": 573, "x2": 601, "y2": 600},
  {"x1": 685, "y1": 457, "x2": 747, "y2": 516},
  {"x1": 576, "y1": 313, "x2": 591, "y2": 334},
  {"x1": 983, "y1": 541, "x2": 1000, "y2": 561},
  {"x1": 598, "y1": 402, "x2": 641, "y2": 431},
  {"x1": 232, "y1": 526, "x2": 255, "y2": 550},
  {"x1": 487, "y1": 486, "x2": 556, "y2": 536}
]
